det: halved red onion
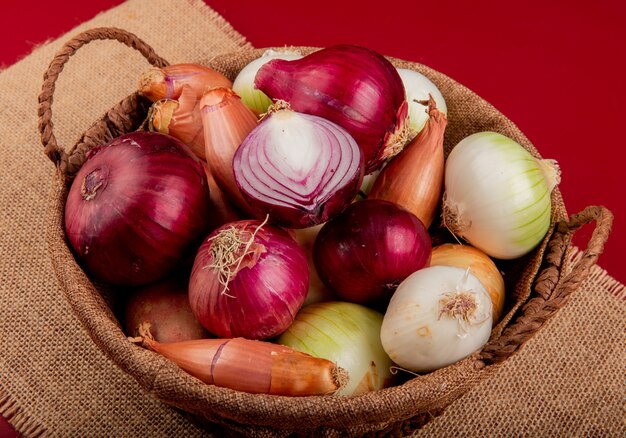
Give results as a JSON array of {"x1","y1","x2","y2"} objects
[
  {"x1": 313, "y1": 199, "x2": 432, "y2": 306},
  {"x1": 255, "y1": 44, "x2": 408, "y2": 173},
  {"x1": 188, "y1": 219, "x2": 309, "y2": 339},
  {"x1": 65, "y1": 131, "x2": 211, "y2": 286},
  {"x1": 233, "y1": 106, "x2": 364, "y2": 228}
]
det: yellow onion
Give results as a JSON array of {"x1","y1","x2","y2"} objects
[{"x1": 277, "y1": 301, "x2": 394, "y2": 396}]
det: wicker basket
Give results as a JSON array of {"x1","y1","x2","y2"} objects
[{"x1": 38, "y1": 28, "x2": 613, "y2": 436}]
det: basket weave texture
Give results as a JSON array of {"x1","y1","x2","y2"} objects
[{"x1": 38, "y1": 28, "x2": 613, "y2": 436}]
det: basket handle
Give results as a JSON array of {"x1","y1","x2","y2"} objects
[
  {"x1": 479, "y1": 205, "x2": 614, "y2": 364},
  {"x1": 37, "y1": 27, "x2": 169, "y2": 173}
]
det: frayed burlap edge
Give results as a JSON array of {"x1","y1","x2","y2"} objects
[{"x1": 0, "y1": 387, "x2": 46, "y2": 437}]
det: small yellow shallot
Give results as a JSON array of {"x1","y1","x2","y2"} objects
[
  {"x1": 139, "y1": 63, "x2": 232, "y2": 102},
  {"x1": 200, "y1": 87, "x2": 258, "y2": 214},
  {"x1": 368, "y1": 97, "x2": 447, "y2": 228},
  {"x1": 430, "y1": 243, "x2": 505, "y2": 323},
  {"x1": 131, "y1": 322, "x2": 347, "y2": 396},
  {"x1": 149, "y1": 85, "x2": 205, "y2": 159}
]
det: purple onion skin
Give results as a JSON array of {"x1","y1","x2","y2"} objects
[
  {"x1": 189, "y1": 220, "x2": 309, "y2": 340},
  {"x1": 313, "y1": 199, "x2": 431, "y2": 306},
  {"x1": 65, "y1": 131, "x2": 211, "y2": 287},
  {"x1": 255, "y1": 44, "x2": 407, "y2": 173}
]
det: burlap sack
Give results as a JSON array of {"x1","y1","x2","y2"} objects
[
  {"x1": 1, "y1": 1, "x2": 622, "y2": 436},
  {"x1": 0, "y1": 1, "x2": 249, "y2": 436},
  {"x1": 36, "y1": 25, "x2": 615, "y2": 437}
]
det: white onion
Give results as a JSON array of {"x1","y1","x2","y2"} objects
[
  {"x1": 232, "y1": 49, "x2": 302, "y2": 114},
  {"x1": 443, "y1": 131, "x2": 560, "y2": 259},
  {"x1": 381, "y1": 265, "x2": 493, "y2": 372},
  {"x1": 277, "y1": 301, "x2": 394, "y2": 396},
  {"x1": 396, "y1": 68, "x2": 447, "y2": 139}
]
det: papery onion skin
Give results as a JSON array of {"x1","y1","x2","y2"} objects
[
  {"x1": 255, "y1": 44, "x2": 409, "y2": 173},
  {"x1": 233, "y1": 107, "x2": 364, "y2": 229},
  {"x1": 313, "y1": 199, "x2": 431, "y2": 306},
  {"x1": 430, "y1": 243, "x2": 505, "y2": 324},
  {"x1": 149, "y1": 85, "x2": 206, "y2": 159},
  {"x1": 380, "y1": 265, "x2": 493, "y2": 372},
  {"x1": 139, "y1": 63, "x2": 232, "y2": 102},
  {"x1": 65, "y1": 131, "x2": 211, "y2": 286},
  {"x1": 277, "y1": 301, "x2": 394, "y2": 396},
  {"x1": 188, "y1": 219, "x2": 309, "y2": 340},
  {"x1": 443, "y1": 131, "x2": 560, "y2": 259}
]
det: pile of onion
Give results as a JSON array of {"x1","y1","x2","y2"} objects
[{"x1": 63, "y1": 45, "x2": 564, "y2": 398}]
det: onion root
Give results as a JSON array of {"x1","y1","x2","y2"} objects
[{"x1": 206, "y1": 216, "x2": 269, "y2": 296}]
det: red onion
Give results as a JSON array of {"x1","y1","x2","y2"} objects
[
  {"x1": 313, "y1": 199, "x2": 431, "y2": 306},
  {"x1": 255, "y1": 44, "x2": 409, "y2": 173},
  {"x1": 65, "y1": 131, "x2": 211, "y2": 286},
  {"x1": 188, "y1": 219, "x2": 309, "y2": 339},
  {"x1": 233, "y1": 105, "x2": 364, "y2": 228}
]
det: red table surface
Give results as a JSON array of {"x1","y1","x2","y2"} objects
[{"x1": 0, "y1": 0, "x2": 624, "y2": 434}]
